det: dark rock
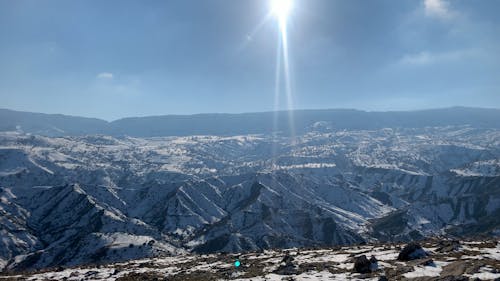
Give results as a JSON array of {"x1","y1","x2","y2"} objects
[
  {"x1": 378, "y1": 276, "x2": 389, "y2": 281},
  {"x1": 274, "y1": 252, "x2": 297, "y2": 275},
  {"x1": 437, "y1": 240, "x2": 461, "y2": 253},
  {"x1": 84, "y1": 270, "x2": 99, "y2": 277},
  {"x1": 281, "y1": 253, "x2": 294, "y2": 265},
  {"x1": 398, "y1": 242, "x2": 428, "y2": 261},
  {"x1": 353, "y1": 255, "x2": 378, "y2": 274},
  {"x1": 370, "y1": 255, "x2": 379, "y2": 271},
  {"x1": 353, "y1": 255, "x2": 371, "y2": 273},
  {"x1": 422, "y1": 258, "x2": 435, "y2": 267},
  {"x1": 436, "y1": 277, "x2": 470, "y2": 281}
]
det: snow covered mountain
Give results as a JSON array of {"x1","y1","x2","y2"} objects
[{"x1": 0, "y1": 109, "x2": 499, "y2": 272}]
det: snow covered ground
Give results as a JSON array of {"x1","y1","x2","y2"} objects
[{"x1": 0, "y1": 240, "x2": 498, "y2": 280}]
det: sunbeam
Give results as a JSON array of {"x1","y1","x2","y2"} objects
[{"x1": 271, "y1": 0, "x2": 295, "y2": 140}]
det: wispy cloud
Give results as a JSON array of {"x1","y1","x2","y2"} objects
[
  {"x1": 423, "y1": 0, "x2": 453, "y2": 19},
  {"x1": 90, "y1": 73, "x2": 142, "y2": 97},
  {"x1": 97, "y1": 72, "x2": 114, "y2": 80},
  {"x1": 399, "y1": 49, "x2": 479, "y2": 66},
  {"x1": 400, "y1": 52, "x2": 433, "y2": 65}
]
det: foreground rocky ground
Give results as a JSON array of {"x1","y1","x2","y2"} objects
[{"x1": 0, "y1": 239, "x2": 498, "y2": 280}]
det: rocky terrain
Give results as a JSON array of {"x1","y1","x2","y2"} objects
[
  {"x1": 0, "y1": 107, "x2": 499, "y2": 272},
  {"x1": 0, "y1": 239, "x2": 498, "y2": 280},
  {"x1": 1, "y1": 123, "x2": 499, "y2": 272}
]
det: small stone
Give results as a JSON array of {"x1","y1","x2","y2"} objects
[
  {"x1": 438, "y1": 277, "x2": 470, "y2": 281},
  {"x1": 437, "y1": 240, "x2": 461, "y2": 253},
  {"x1": 422, "y1": 258, "x2": 435, "y2": 267},
  {"x1": 281, "y1": 253, "x2": 294, "y2": 265}
]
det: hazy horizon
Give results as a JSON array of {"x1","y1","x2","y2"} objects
[{"x1": 3, "y1": 105, "x2": 500, "y2": 122}]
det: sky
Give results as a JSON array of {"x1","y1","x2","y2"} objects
[{"x1": 0, "y1": 0, "x2": 499, "y2": 120}]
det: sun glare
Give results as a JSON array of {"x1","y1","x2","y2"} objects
[{"x1": 271, "y1": 0, "x2": 292, "y2": 24}]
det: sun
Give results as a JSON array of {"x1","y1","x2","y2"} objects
[{"x1": 271, "y1": 0, "x2": 292, "y2": 24}]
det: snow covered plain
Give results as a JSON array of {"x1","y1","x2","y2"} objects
[{"x1": 0, "y1": 126, "x2": 499, "y2": 272}]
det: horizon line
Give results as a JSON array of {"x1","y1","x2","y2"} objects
[{"x1": 1, "y1": 105, "x2": 499, "y2": 123}]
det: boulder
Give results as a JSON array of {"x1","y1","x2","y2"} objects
[
  {"x1": 397, "y1": 242, "x2": 428, "y2": 261},
  {"x1": 274, "y1": 252, "x2": 297, "y2": 275},
  {"x1": 353, "y1": 255, "x2": 378, "y2": 274}
]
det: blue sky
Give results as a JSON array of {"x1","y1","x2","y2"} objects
[{"x1": 0, "y1": 0, "x2": 499, "y2": 120}]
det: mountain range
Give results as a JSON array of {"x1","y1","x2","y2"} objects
[
  {"x1": 2, "y1": 107, "x2": 500, "y2": 137},
  {"x1": 0, "y1": 107, "x2": 499, "y2": 272}
]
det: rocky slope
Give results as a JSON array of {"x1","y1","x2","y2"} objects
[{"x1": 0, "y1": 239, "x2": 498, "y2": 280}]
